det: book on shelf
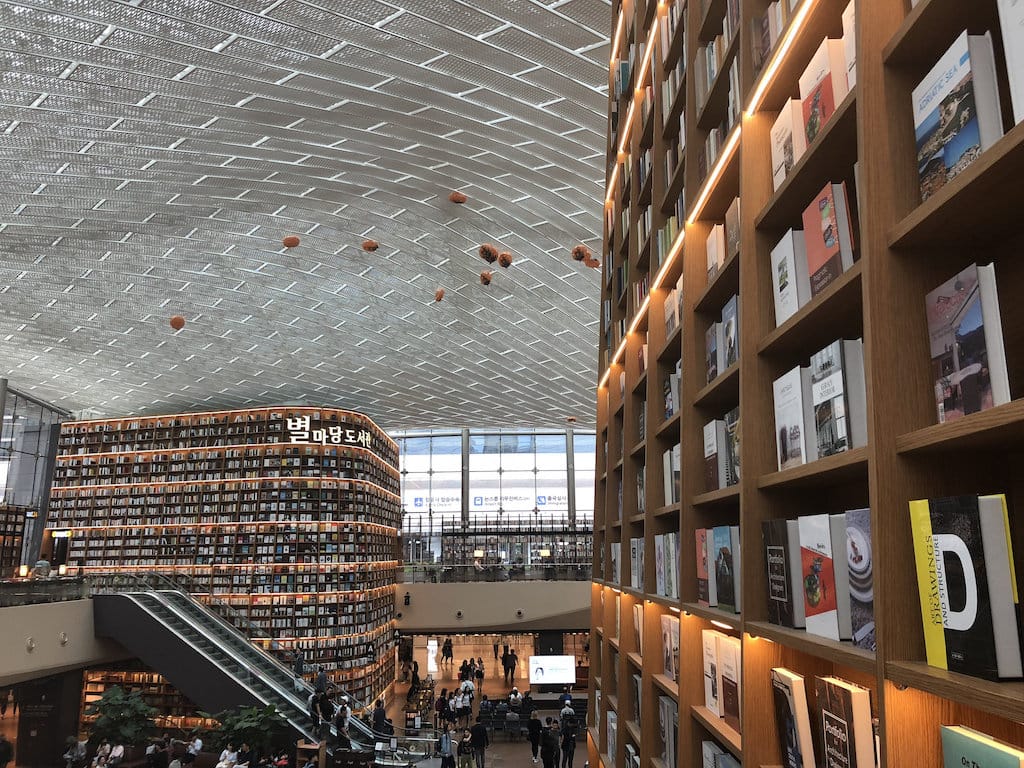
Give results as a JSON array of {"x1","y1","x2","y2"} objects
[
  {"x1": 706, "y1": 224, "x2": 726, "y2": 283},
  {"x1": 714, "y1": 755, "x2": 741, "y2": 768},
  {"x1": 616, "y1": 593, "x2": 622, "y2": 640},
  {"x1": 713, "y1": 525, "x2": 738, "y2": 614},
  {"x1": 661, "y1": 613, "x2": 680, "y2": 682},
  {"x1": 702, "y1": 740, "x2": 726, "y2": 768},
  {"x1": 808, "y1": 338, "x2": 868, "y2": 458},
  {"x1": 721, "y1": 295, "x2": 738, "y2": 369},
  {"x1": 997, "y1": 0, "x2": 1024, "y2": 125},
  {"x1": 665, "y1": 288, "x2": 681, "y2": 336},
  {"x1": 841, "y1": 0, "x2": 856, "y2": 89},
  {"x1": 801, "y1": 181, "x2": 855, "y2": 298},
  {"x1": 639, "y1": 343, "x2": 648, "y2": 374},
  {"x1": 702, "y1": 628, "x2": 726, "y2": 716},
  {"x1": 659, "y1": 695, "x2": 679, "y2": 768},
  {"x1": 703, "y1": 419, "x2": 728, "y2": 492},
  {"x1": 844, "y1": 507, "x2": 876, "y2": 651},
  {"x1": 630, "y1": 537, "x2": 645, "y2": 591},
  {"x1": 630, "y1": 673, "x2": 642, "y2": 725},
  {"x1": 633, "y1": 603, "x2": 644, "y2": 655},
  {"x1": 724, "y1": 197, "x2": 741, "y2": 257},
  {"x1": 771, "y1": 100, "x2": 808, "y2": 190},
  {"x1": 625, "y1": 744, "x2": 640, "y2": 768},
  {"x1": 925, "y1": 262, "x2": 1009, "y2": 424},
  {"x1": 719, "y1": 634, "x2": 742, "y2": 733},
  {"x1": 773, "y1": 365, "x2": 812, "y2": 471},
  {"x1": 913, "y1": 31, "x2": 1003, "y2": 202},
  {"x1": 607, "y1": 709, "x2": 618, "y2": 762},
  {"x1": 752, "y1": 1, "x2": 785, "y2": 75},
  {"x1": 662, "y1": 444, "x2": 681, "y2": 506},
  {"x1": 798, "y1": 513, "x2": 841, "y2": 641},
  {"x1": 771, "y1": 667, "x2": 816, "y2": 768},
  {"x1": 696, "y1": 528, "x2": 718, "y2": 608},
  {"x1": 770, "y1": 228, "x2": 811, "y2": 326},
  {"x1": 909, "y1": 494, "x2": 1022, "y2": 680},
  {"x1": 638, "y1": 407, "x2": 646, "y2": 441},
  {"x1": 637, "y1": 465, "x2": 646, "y2": 514},
  {"x1": 706, "y1": 322, "x2": 724, "y2": 383},
  {"x1": 941, "y1": 725, "x2": 1024, "y2": 767},
  {"x1": 799, "y1": 37, "x2": 850, "y2": 146},
  {"x1": 610, "y1": 541, "x2": 622, "y2": 585},
  {"x1": 724, "y1": 407, "x2": 740, "y2": 487},
  {"x1": 656, "y1": 534, "x2": 667, "y2": 596},
  {"x1": 763, "y1": 518, "x2": 807, "y2": 628},
  {"x1": 815, "y1": 676, "x2": 875, "y2": 768}
]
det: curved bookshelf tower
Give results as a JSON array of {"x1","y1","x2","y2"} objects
[{"x1": 47, "y1": 406, "x2": 400, "y2": 708}]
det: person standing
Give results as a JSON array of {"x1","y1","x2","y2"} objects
[
  {"x1": 492, "y1": 637, "x2": 499, "y2": 661},
  {"x1": 539, "y1": 718, "x2": 559, "y2": 768},
  {"x1": 457, "y1": 729, "x2": 474, "y2": 768},
  {"x1": 0, "y1": 733, "x2": 12, "y2": 768},
  {"x1": 470, "y1": 715, "x2": 489, "y2": 768},
  {"x1": 436, "y1": 723, "x2": 456, "y2": 768},
  {"x1": 527, "y1": 711, "x2": 542, "y2": 764},
  {"x1": 314, "y1": 666, "x2": 328, "y2": 694},
  {"x1": 509, "y1": 650, "x2": 519, "y2": 682},
  {"x1": 0, "y1": 689, "x2": 7, "y2": 719},
  {"x1": 559, "y1": 716, "x2": 576, "y2": 768},
  {"x1": 292, "y1": 649, "x2": 305, "y2": 691},
  {"x1": 372, "y1": 699, "x2": 388, "y2": 734},
  {"x1": 500, "y1": 650, "x2": 511, "y2": 685}
]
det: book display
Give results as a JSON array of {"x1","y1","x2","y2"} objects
[
  {"x1": 591, "y1": 0, "x2": 1024, "y2": 766},
  {"x1": 0, "y1": 505, "x2": 27, "y2": 576},
  {"x1": 46, "y1": 406, "x2": 400, "y2": 711}
]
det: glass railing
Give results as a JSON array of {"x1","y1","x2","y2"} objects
[
  {"x1": 399, "y1": 562, "x2": 592, "y2": 583},
  {"x1": 0, "y1": 576, "x2": 88, "y2": 606}
]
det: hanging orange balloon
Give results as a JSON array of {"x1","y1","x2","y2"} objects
[
  {"x1": 169, "y1": 315, "x2": 186, "y2": 331},
  {"x1": 479, "y1": 271, "x2": 493, "y2": 286},
  {"x1": 479, "y1": 243, "x2": 498, "y2": 264},
  {"x1": 449, "y1": 191, "x2": 468, "y2": 204},
  {"x1": 497, "y1": 252, "x2": 513, "y2": 268},
  {"x1": 362, "y1": 239, "x2": 379, "y2": 252},
  {"x1": 434, "y1": 288, "x2": 445, "y2": 302},
  {"x1": 282, "y1": 235, "x2": 300, "y2": 248},
  {"x1": 571, "y1": 244, "x2": 591, "y2": 262},
  {"x1": 584, "y1": 256, "x2": 602, "y2": 269}
]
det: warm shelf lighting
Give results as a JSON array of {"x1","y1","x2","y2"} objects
[
  {"x1": 610, "y1": 10, "x2": 627, "y2": 64},
  {"x1": 710, "y1": 620, "x2": 733, "y2": 631},
  {"x1": 652, "y1": 231, "x2": 686, "y2": 290},
  {"x1": 669, "y1": 606, "x2": 681, "y2": 614},
  {"x1": 745, "y1": 0, "x2": 819, "y2": 116},
  {"x1": 539, "y1": 548, "x2": 551, "y2": 557},
  {"x1": 627, "y1": 297, "x2": 650, "y2": 335},
  {"x1": 473, "y1": 549, "x2": 485, "y2": 558},
  {"x1": 52, "y1": 475, "x2": 399, "y2": 500},
  {"x1": 18, "y1": 564, "x2": 28, "y2": 577},
  {"x1": 687, "y1": 125, "x2": 742, "y2": 224}
]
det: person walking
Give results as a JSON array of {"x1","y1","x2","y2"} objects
[
  {"x1": 527, "y1": 711, "x2": 542, "y2": 764},
  {"x1": 0, "y1": 689, "x2": 7, "y2": 719},
  {"x1": 0, "y1": 733, "x2": 12, "y2": 768},
  {"x1": 492, "y1": 637, "x2": 499, "y2": 661},
  {"x1": 470, "y1": 716, "x2": 489, "y2": 768},
  {"x1": 559, "y1": 716, "x2": 576, "y2": 768},
  {"x1": 436, "y1": 723, "x2": 456, "y2": 768},
  {"x1": 509, "y1": 650, "x2": 519, "y2": 682},
  {"x1": 292, "y1": 650, "x2": 305, "y2": 692},
  {"x1": 501, "y1": 650, "x2": 511, "y2": 685},
  {"x1": 313, "y1": 666, "x2": 328, "y2": 694},
  {"x1": 372, "y1": 699, "x2": 388, "y2": 734},
  {"x1": 540, "y1": 718, "x2": 559, "y2": 768},
  {"x1": 457, "y1": 730, "x2": 474, "y2": 768}
]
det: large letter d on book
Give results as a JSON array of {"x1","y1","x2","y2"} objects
[{"x1": 933, "y1": 534, "x2": 978, "y2": 632}]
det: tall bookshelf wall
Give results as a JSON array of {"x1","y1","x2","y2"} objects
[
  {"x1": 590, "y1": 0, "x2": 1024, "y2": 767},
  {"x1": 0, "y1": 505, "x2": 27, "y2": 576},
  {"x1": 47, "y1": 406, "x2": 400, "y2": 709}
]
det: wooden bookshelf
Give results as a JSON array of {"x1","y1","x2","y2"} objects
[
  {"x1": 592, "y1": 0, "x2": 1024, "y2": 767},
  {"x1": 0, "y1": 505, "x2": 27, "y2": 577},
  {"x1": 47, "y1": 406, "x2": 399, "y2": 710}
]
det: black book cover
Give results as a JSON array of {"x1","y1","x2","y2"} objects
[
  {"x1": 771, "y1": 673, "x2": 804, "y2": 768},
  {"x1": 763, "y1": 518, "x2": 796, "y2": 627}
]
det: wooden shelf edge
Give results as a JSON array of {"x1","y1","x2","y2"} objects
[
  {"x1": 624, "y1": 719, "x2": 642, "y2": 745},
  {"x1": 652, "y1": 672, "x2": 679, "y2": 700},
  {"x1": 655, "y1": 411, "x2": 682, "y2": 439},
  {"x1": 652, "y1": 502, "x2": 681, "y2": 519},
  {"x1": 745, "y1": 620, "x2": 877, "y2": 673},
  {"x1": 885, "y1": 661, "x2": 1024, "y2": 722},
  {"x1": 680, "y1": 601, "x2": 741, "y2": 629},
  {"x1": 691, "y1": 485, "x2": 740, "y2": 508},
  {"x1": 756, "y1": 445, "x2": 869, "y2": 489},
  {"x1": 694, "y1": 248, "x2": 740, "y2": 316},
  {"x1": 658, "y1": 322, "x2": 683, "y2": 361},
  {"x1": 895, "y1": 398, "x2": 1024, "y2": 454},
  {"x1": 644, "y1": 592, "x2": 681, "y2": 610},
  {"x1": 627, "y1": 651, "x2": 643, "y2": 668},
  {"x1": 694, "y1": 363, "x2": 740, "y2": 409},
  {"x1": 691, "y1": 704, "x2": 742, "y2": 758}
]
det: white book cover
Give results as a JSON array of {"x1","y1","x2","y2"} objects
[
  {"x1": 798, "y1": 38, "x2": 850, "y2": 145},
  {"x1": 829, "y1": 513, "x2": 854, "y2": 640},
  {"x1": 842, "y1": 0, "x2": 857, "y2": 89},
  {"x1": 979, "y1": 494, "x2": 1024, "y2": 677},
  {"x1": 668, "y1": 531, "x2": 680, "y2": 599},
  {"x1": 610, "y1": 541, "x2": 622, "y2": 584},
  {"x1": 770, "y1": 667, "x2": 816, "y2": 768},
  {"x1": 770, "y1": 229, "x2": 811, "y2": 326},
  {"x1": 655, "y1": 534, "x2": 667, "y2": 596},
  {"x1": 770, "y1": 100, "x2": 808, "y2": 189},
  {"x1": 633, "y1": 603, "x2": 645, "y2": 656},
  {"x1": 798, "y1": 513, "x2": 840, "y2": 641},
  {"x1": 998, "y1": 0, "x2": 1024, "y2": 124},
  {"x1": 773, "y1": 366, "x2": 809, "y2": 471},
  {"x1": 701, "y1": 629, "x2": 725, "y2": 715},
  {"x1": 702, "y1": 741, "x2": 725, "y2": 768},
  {"x1": 661, "y1": 614, "x2": 680, "y2": 681},
  {"x1": 912, "y1": 31, "x2": 1003, "y2": 200},
  {"x1": 707, "y1": 223, "x2": 727, "y2": 281},
  {"x1": 730, "y1": 525, "x2": 742, "y2": 614}
]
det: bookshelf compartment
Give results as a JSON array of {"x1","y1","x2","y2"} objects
[
  {"x1": 694, "y1": 250, "x2": 740, "y2": 317},
  {"x1": 895, "y1": 398, "x2": 1024, "y2": 454},
  {"x1": 756, "y1": 445, "x2": 869, "y2": 490},
  {"x1": 882, "y1": 0, "x2": 1003, "y2": 68},
  {"x1": 679, "y1": 601, "x2": 740, "y2": 630},
  {"x1": 690, "y1": 485, "x2": 740, "y2": 509},
  {"x1": 693, "y1": 363, "x2": 739, "y2": 409},
  {"x1": 745, "y1": 620, "x2": 876, "y2": 673},
  {"x1": 690, "y1": 704, "x2": 742, "y2": 758}
]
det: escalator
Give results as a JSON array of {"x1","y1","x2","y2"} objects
[{"x1": 89, "y1": 581, "x2": 436, "y2": 764}]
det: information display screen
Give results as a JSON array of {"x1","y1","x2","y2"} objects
[{"x1": 529, "y1": 655, "x2": 577, "y2": 685}]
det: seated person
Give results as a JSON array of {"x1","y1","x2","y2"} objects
[
  {"x1": 215, "y1": 744, "x2": 239, "y2": 768},
  {"x1": 478, "y1": 695, "x2": 493, "y2": 714},
  {"x1": 108, "y1": 744, "x2": 125, "y2": 767},
  {"x1": 508, "y1": 688, "x2": 523, "y2": 710},
  {"x1": 235, "y1": 743, "x2": 253, "y2": 768}
]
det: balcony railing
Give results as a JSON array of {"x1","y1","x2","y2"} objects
[{"x1": 399, "y1": 562, "x2": 591, "y2": 583}]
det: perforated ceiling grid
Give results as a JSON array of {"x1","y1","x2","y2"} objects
[{"x1": 0, "y1": 0, "x2": 611, "y2": 429}]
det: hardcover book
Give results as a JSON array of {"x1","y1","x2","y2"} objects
[
  {"x1": 702, "y1": 741, "x2": 726, "y2": 768},
  {"x1": 655, "y1": 533, "x2": 667, "y2": 596},
  {"x1": 913, "y1": 31, "x2": 1003, "y2": 201},
  {"x1": 659, "y1": 696, "x2": 679, "y2": 768},
  {"x1": 845, "y1": 507, "x2": 876, "y2": 651},
  {"x1": 771, "y1": 228, "x2": 811, "y2": 326},
  {"x1": 663, "y1": 444, "x2": 681, "y2": 505},
  {"x1": 997, "y1": 0, "x2": 1024, "y2": 125},
  {"x1": 815, "y1": 676, "x2": 875, "y2": 768},
  {"x1": 909, "y1": 494, "x2": 1023, "y2": 679},
  {"x1": 771, "y1": 667, "x2": 816, "y2": 768},
  {"x1": 713, "y1": 525, "x2": 737, "y2": 614},
  {"x1": 703, "y1": 419, "x2": 728, "y2": 492},
  {"x1": 799, "y1": 38, "x2": 850, "y2": 145},
  {"x1": 610, "y1": 541, "x2": 621, "y2": 584},
  {"x1": 633, "y1": 603, "x2": 644, "y2": 655},
  {"x1": 773, "y1": 366, "x2": 810, "y2": 470},
  {"x1": 800, "y1": 181, "x2": 855, "y2": 298},
  {"x1": 763, "y1": 518, "x2": 806, "y2": 628},
  {"x1": 829, "y1": 514, "x2": 854, "y2": 641},
  {"x1": 721, "y1": 295, "x2": 739, "y2": 369},
  {"x1": 702, "y1": 628, "x2": 725, "y2": 716},
  {"x1": 771, "y1": 99, "x2": 808, "y2": 189},
  {"x1": 607, "y1": 710, "x2": 618, "y2": 763},
  {"x1": 661, "y1": 614, "x2": 681, "y2": 682},
  {"x1": 808, "y1": 338, "x2": 868, "y2": 457},
  {"x1": 707, "y1": 224, "x2": 727, "y2": 282},
  {"x1": 719, "y1": 635, "x2": 742, "y2": 733},
  {"x1": 668, "y1": 530, "x2": 680, "y2": 599},
  {"x1": 799, "y1": 513, "x2": 841, "y2": 641},
  {"x1": 725, "y1": 197, "x2": 741, "y2": 257},
  {"x1": 941, "y1": 726, "x2": 1024, "y2": 767},
  {"x1": 730, "y1": 525, "x2": 742, "y2": 613},
  {"x1": 706, "y1": 322, "x2": 721, "y2": 383},
  {"x1": 630, "y1": 673, "x2": 642, "y2": 725},
  {"x1": 724, "y1": 407, "x2": 740, "y2": 487},
  {"x1": 925, "y1": 263, "x2": 1009, "y2": 423},
  {"x1": 697, "y1": 528, "x2": 712, "y2": 606},
  {"x1": 841, "y1": 0, "x2": 856, "y2": 88}
]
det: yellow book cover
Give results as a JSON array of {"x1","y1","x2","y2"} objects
[{"x1": 908, "y1": 499, "x2": 947, "y2": 669}]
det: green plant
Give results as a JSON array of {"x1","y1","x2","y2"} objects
[
  {"x1": 84, "y1": 686, "x2": 157, "y2": 747},
  {"x1": 196, "y1": 704, "x2": 290, "y2": 758}
]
